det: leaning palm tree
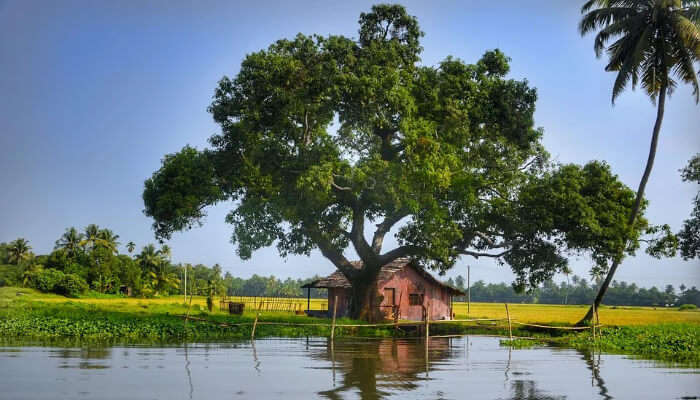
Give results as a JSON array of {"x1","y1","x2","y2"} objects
[
  {"x1": 8, "y1": 238, "x2": 32, "y2": 265},
  {"x1": 579, "y1": 0, "x2": 700, "y2": 322},
  {"x1": 54, "y1": 227, "x2": 84, "y2": 258}
]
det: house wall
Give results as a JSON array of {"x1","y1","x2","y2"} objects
[
  {"x1": 328, "y1": 288, "x2": 352, "y2": 318},
  {"x1": 377, "y1": 267, "x2": 453, "y2": 321}
]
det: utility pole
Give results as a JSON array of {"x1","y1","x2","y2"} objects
[{"x1": 467, "y1": 265, "x2": 471, "y2": 316}]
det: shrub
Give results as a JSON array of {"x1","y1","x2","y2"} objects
[
  {"x1": 0, "y1": 265, "x2": 20, "y2": 287},
  {"x1": 57, "y1": 273, "x2": 88, "y2": 297},
  {"x1": 31, "y1": 269, "x2": 87, "y2": 298},
  {"x1": 679, "y1": 304, "x2": 698, "y2": 311},
  {"x1": 35, "y1": 269, "x2": 64, "y2": 293}
]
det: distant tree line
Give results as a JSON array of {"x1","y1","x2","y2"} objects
[
  {"x1": 445, "y1": 275, "x2": 700, "y2": 307},
  {"x1": 0, "y1": 227, "x2": 694, "y2": 306},
  {"x1": 0, "y1": 227, "x2": 327, "y2": 299}
]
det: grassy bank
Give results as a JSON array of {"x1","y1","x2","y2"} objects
[
  {"x1": 1, "y1": 287, "x2": 698, "y2": 364},
  {"x1": 0, "y1": 287, "x2": 394, "y2": 342},
  {"x1": 562, "y1": 324, "x2": 700, "y2": 364}
]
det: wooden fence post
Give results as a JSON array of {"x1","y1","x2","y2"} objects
[
  {"x1": 331, "y1": 296, "x2": 338, "y2": 340},
  {"x1": 505, "y1": 303, "x2": 513, "y2": 341},
  {"x1": 425, "y1": 303, "x2": 430, "y2": 341},
  {"x1": 251, "y1": 312, "x2": 259, "y2": 340},
  {"x1": 591, "y1": 302, "x2": 596, "y2": 342},
  {"x1": 594, "y1": 303, "x2": 601, "y2": 330}
]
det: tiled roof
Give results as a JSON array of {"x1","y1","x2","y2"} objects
[{"x1": 302, "y1": 258, "x2": 465, "y2": 295}]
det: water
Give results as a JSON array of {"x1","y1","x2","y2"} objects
[{"x1": 0, "y1": 336, "x2": 697, "y2": 399}]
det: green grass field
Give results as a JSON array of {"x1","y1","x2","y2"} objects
[
  {"x1": 4, "y1": 287, "x2": 696, "y2": 326},
  {"x1": 451, "y1": 302, "x2": 700, "y2": 326}
]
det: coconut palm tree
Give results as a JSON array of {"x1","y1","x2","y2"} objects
[
  {"x1": 126, "y1": 241, "x2": 136, "y2": 254},
  {"x1": 8, "y1": 238, "x2": 32, "y2": 265},
  {"x1": 136, "y1": 244, "x2": 162, "y2": 273},
  {"x1": 80, "y1": 224, "x2": 101, "y2": 250},
  {"x1": 160, "y1": 244, "x2": 171, "y2": 260},
  {"x1": 579, "y1": 0, "x2": 700, "y2": 322},
  {"x1": 54, "y1": 227, "x2": 84, "y2": 258},
  {"x1": 562, "y1": 265, "x2": 573, "y2": 305},
  {"x1": 97, "y1": 228, "x2": 120, "y2": 254},
  {"x1": 146, "y1": 269, "x2": 180, "y2": 296}
]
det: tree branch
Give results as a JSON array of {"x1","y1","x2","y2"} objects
[
  {"x1": 378, "y1": 245, "x2": 426, "y2": 265},
  {"x1": 474, "y1": 231, "x2": 512, "y2": 248},
  {"x1": 371, "y1": 211, "x2": 407, "y2": 253},
  {"x1": 305, "y1": 226, "x2": 357, "y2": 279},
  {"x1": 331, "y1": 180, "x2": 352, "y2": 192},
  {"x1": 459, "y1": 249, "x2": 511, "y2": 258},
  {"x1": 349, "y1": 204, "x2": 379, "y2": 266}
]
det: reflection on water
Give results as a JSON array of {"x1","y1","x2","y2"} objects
[
  {"x1": 581, "y1": 349, "x2": 612, "y2": 400},
  {"x1": 0, "y1": 336, "x2": 697, "y2": 400},
  {"x1": 503, "y1": 380, "x2": 565, "y2": 400},
  {"x1": 313, "y1": 338, "x2": 445, "y2": 399}
]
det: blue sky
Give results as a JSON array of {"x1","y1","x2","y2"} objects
[{"x1": 1, "y1": 1, "x2": 698, "y2": 288}]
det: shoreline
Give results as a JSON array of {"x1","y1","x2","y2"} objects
[{"x1": 1, "y1": 287, "x2": 698, "y2": 365}]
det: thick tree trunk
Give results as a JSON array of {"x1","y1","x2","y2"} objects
[
  {"x1": 348, "y1": 270, "x2": 384, "y2": 321},
  {"x1": 578, "y1": 85, "x2": 667, "y2": 325}
]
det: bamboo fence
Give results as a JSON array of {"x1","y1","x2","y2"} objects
[{"x1": 182, "y1": 302, "x2": 603, "y2": 341}]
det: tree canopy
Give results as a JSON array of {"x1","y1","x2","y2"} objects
[
  {"x1": 143, "y1": 4, "x2": 656, "y2": 316},
  {"x1": 679, "y1": 154, "x2": 700, "y2": 259}
]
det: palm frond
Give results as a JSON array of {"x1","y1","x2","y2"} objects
[
  {"x1": 671, "y1": 38, "x2": 700, "y2": 101},
  {"x1": 683, "y1": 6, "x2": 700, "y2": 24},
  {"x1": 592, "y1": 13, "x2": 646, "y2": 57},
  {"x1": 674, "y1": 14, "x2": 700, "y2": 57},
  {"x1": 580, "y1": 7, "x2": 639, "y2": 37},
  {"x1": 581, "y1": 0, "x2": 643, "y2": 14}
]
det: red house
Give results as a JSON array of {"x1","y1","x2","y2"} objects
[{"x1": 302, "y1": 258, "x2": 464, "y2": 321}]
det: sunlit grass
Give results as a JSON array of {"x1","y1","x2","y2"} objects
[
  {"x1": 2, "y1": 287, "x2": 698, "y2": 327},
  {"x1": 451, "y1": 302, "x2": 700, "y2": 326}
]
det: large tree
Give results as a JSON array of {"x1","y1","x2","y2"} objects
[
  {"x1": 8, "y1": 238, "x2": 32, "y2": 265},
  {"x1": 54, "y1": 227, "x2": 84, "y2": 259},
  {"x1": 579, "y1": 0, "x2": 699, "y2": 322},
  {"x1": 144, "y1": 5, "x2": 650, "y2": 319},
  {"x1": 679, "y1": 154, "x2": 700, "y2": 259}
]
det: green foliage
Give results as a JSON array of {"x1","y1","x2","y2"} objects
[
  {"x1": 0, "y1": 243, "x2": 9, "y2": 264},
  {"x1": 142, "y1": 4, "x2": 654, "y2": 309},
  {"x1": 566, "y1": 324, "x2": 700, "y2": 364},
  {"x1": 456, "y1": 277, "x2": 694, "y2": 307},
  {"x1": 679, "y1": 304, "x2": 698, "y2": 311},
  {"x1": 58, "y1": 273, "x2": 89, "y2": 297},
  {"x1": 0, "y1": 264, "x2": 20, "y2": 287},
  {"x1": 28, "y1": 269, "x2": 88, "y2": 298},
  {"x1": 7, "y1": 238, "x2": 32, "y2": 265},
  {"x1": 679, "y1": 153, "x2": 700, "y2": 260},
  {"x1": 54, "y1": 227, "x2": 83, "y2": 258},
  {"x1": 580, "y1": 0, "x2": 700, "y2": 103},
  {"x1": 143, "y1": 146, "x2": 223, "y2": 239}
]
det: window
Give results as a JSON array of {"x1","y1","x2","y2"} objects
[{"x1": 409, "y1": 293, "x2": 422, "y2": 306}]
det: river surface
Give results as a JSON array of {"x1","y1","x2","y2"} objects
[{"x1": 0, "y1": 336, "x2": 698, "y2": 399}]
